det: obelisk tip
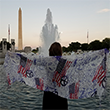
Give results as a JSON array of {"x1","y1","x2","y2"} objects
[{"x1": 19, "y1": 7, "x2": 21, "y2": 10}]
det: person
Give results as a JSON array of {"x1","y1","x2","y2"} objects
[{"x1": 42, "y1": 42, "x2": 68, "y2": 110}]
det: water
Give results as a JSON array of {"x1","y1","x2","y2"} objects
[
  {"x1": 40, "y1": 8, "x2": 60, "y2": 56},
  {"x1": 0, "y1": 57, "x2": 110, "y2": 110}
]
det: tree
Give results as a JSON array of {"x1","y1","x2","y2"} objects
[
  {"x1": 102, "y1": 38, "x2": 110, "y2": 50},
  {"x1": 62, "y1": 46, "x2": 69, "y2": 52},
  {"x1": 68, "y1": 42, "x2": 81, "y2": 52},
  {"x1": 88, "y1": 40, "x2": 102, "y2": 50},
  {"x1": 32, "y1": 47, "x2": 39, "y2": 53},
  {"x1": 81, "y1": 43, "x2": 88, "y2": 51}
]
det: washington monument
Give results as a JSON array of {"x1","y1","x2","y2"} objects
[{"x1": 18, "y1": 8, "x2": 23, "y2": 50}]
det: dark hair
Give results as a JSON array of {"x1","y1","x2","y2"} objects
[{"x1": 49, "y1": 42, "x2": 62, "y2": 56}]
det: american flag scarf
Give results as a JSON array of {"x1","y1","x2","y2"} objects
[{"x1": 4, "y1": 49, "x2": 109, "y2": 99}]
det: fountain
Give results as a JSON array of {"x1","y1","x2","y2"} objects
[{"x1": 40, "y1": 8, "x2": 60, "y2": 56}]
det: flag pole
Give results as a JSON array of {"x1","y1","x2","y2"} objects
[
  {"x1": 8, "y1": 24, "x2": 10, "y2": 43},
  {"x1": 87, "y1": 30, "x2": 89, "y2": 44}
]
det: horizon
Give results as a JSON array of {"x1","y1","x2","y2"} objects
[{"x1": 0, "y1": 0, "x2": 110, "y2": 49}]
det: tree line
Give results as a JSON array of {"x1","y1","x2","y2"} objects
[{"x1": 62, "y1": 38, "x2": 110, "y2": 52}]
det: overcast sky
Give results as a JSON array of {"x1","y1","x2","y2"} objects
[{"x1": 0, "y1": 0, "x2": 110, "y2": 49}]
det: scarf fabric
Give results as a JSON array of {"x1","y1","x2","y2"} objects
[{"x1": 3, "y1": 49, "x2": 108, "y2": 99}]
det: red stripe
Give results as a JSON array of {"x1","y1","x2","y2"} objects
[
  {"x1": 18, "y1": 65, "x2": 22, "y2": 73},
  {"x1": 98, "y1": 72, "x2": 106, "y2": 86},
  {"x1": 92, "y1": 65, "x2": 102, "y2": 82},
  {"x1": 97, "y1": 70, "x2": 105, "y2": 80},
  {"x1": 61, "y1": 61, "x2": 72, "y2": 76},
  {"x1": 56, "y1": 74, "x2": 61, "y2": 86}
]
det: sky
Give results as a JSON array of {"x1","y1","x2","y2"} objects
[{"x1": 0, "y1": 0, "x2": 110, "y2": 49}]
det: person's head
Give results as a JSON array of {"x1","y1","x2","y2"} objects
[{"x1": 49, "y1": 42, "x2": 62, "y2": 56}]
